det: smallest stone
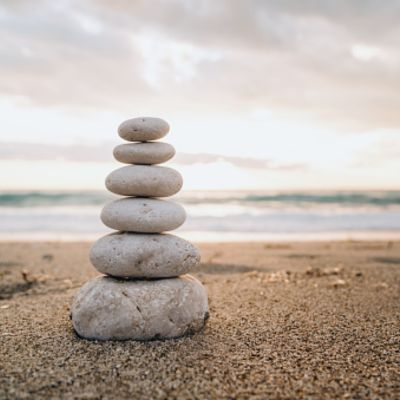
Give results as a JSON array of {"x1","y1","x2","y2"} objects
[{"x1": 118, "y1": 117, "x2": 170, "y2": 142}]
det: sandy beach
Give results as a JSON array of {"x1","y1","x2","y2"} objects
[{"x1": 0, "y1": 240, "x2": 399, "y2": 399}]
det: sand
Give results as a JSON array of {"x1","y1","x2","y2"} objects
[{"x1": 0, "y1": 240, "x2": 399, "y2": 399}]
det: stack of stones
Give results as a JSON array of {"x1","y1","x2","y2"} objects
[{"x1": 71, "y1": 117, "x2": 209, "y2": 341}]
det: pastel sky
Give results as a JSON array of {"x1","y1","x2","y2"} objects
[{"x1": 1, "y1": 0, "x2": 400, "y2": 190}]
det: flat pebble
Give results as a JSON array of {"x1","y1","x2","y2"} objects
[
  {"x1": 105, "y1": 165, "x2": 183, "y2": 197},
  {"x1": 113, "y1": 142, "x2": 175, "y2": 165},
  {"x1": 71, "y1": 275, "x2": 209, "y2": 341},
  {"x1": 101, "y1": 197, "x2": 186, "y2": 233},
  {"x1": 90, "y1": 232, "x2": 200, "y2": 278},
  {"x1": 118, "y1": 117, "x2": 169, "y2": 142}
]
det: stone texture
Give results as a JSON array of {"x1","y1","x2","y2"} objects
[
  {"x1": 118, "y1": 117, "x2": 169, "y2": 142},
  {"x1": 113, "y1": 142, "x2": 175, "y2": 165},
  {"x1": 90, "y1": 232, "x2": 201, "y2": 278},
  {"x1": 71, "y1": 275, "x2": 209, "y2": 341},
  {"x1": 105, "y1": 165, "x2": 183, "y2": 197},
  {"x1": 101, "y1": 197, "x2": 186, "y2": 233}
]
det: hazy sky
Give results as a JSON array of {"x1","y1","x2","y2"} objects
[{"x1": 1, "y1": 0, "x2": 400, "y2": 190}]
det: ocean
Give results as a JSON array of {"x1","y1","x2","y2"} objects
[{"x1": 1, "y1": 190, "x2": 400, "y2": 241}]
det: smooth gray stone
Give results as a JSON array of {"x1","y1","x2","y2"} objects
[
  {"x1": 105, "y1": 165, "x2": 183, "y2": 197},
  {"x1": 90, "y1": 232, "x2": 200, "y2": 278},
  {"x1": 101, "y1": 197, "x2": 186, "y2": 233},
  {"x1": 71, "y1": 275, "x2": 209, "y2": 341},
  {"x1": 118, "y1": 117, "x2": 169, "y2": 142},
  {"x1": 113, "y1": 142, "x2": 175, "y2": 165}
]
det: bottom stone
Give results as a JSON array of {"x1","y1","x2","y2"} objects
[{"x1": 71, "y1": 275, "x2": 209, "y2": 341}]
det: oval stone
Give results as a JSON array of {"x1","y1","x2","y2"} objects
[
  {"x1": 71, "y1": 275, "x2": 209, "y2": 341},
  {"x1": 113, "y1": 142, "x2": 175, "y2": 165},
  {"x1": 105, "y1": 165, "x2": 183, "y2": 197},
  {"x1": 118, "y1": 117, "x2": 169, "y2": 142},
  {"x1": 90, "y1": 232, "x2": 200, "y2": 278},
  {"x1": 101, "y1": 197, "x2": 186, "y2": 233}
]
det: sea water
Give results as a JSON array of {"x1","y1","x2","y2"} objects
[{"x1": 0, "y1": 190, "x2": 400, "y2": 241}]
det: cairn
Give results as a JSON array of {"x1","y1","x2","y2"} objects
[{"x1": 71, "y1": 117, "x2": 209, "y2": 340}]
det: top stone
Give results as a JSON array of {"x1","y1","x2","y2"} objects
[{"x1": 118, "y1": 117, "x2": 170, "y2": 142}]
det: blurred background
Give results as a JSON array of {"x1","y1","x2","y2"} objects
[{"x1": 1, "y1": 0, "x2": 399, "y2": 241}]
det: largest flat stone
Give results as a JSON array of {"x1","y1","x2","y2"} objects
[
  {"x1": 105, "y1": 165, "x2": 183, "y2": 197},
  {"x1": 71, "y1": 275, "x2": 209, "y2": 341},
  {"x1": 90, "y1": 232, "x2": 200, "y2": 278}
]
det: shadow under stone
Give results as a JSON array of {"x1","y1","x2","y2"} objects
[
  {"x1": 0, "y1": 261, "x2": 23, "y2": 268},
  {"x1": 194, "y1": 263, "x2": 266, "y2": 274},
  {"x1": 0, "y1": 281, "x2": 36, "y2": 300},
  {"x1": 371, "y1": 257, "x2": 400, "y2": 265},
  {"x1": 285, "y1": 254, "x2": 319, "y2": 259}
]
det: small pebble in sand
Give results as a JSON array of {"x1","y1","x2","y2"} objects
[
  {"x1": 330, "y1": 279, "x2": 347, "y2": 289},
  {"x1": 374, "y1": 282, "x2": 389, "y2": 290}
]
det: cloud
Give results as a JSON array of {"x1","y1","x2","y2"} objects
[
  {"x1": 0, "y1": 141, "x2": 306, "y2": 171},
  {"x1": 353, "y1": 132, "x2": 400, "y2": 167},
  {"x1": 174, "y1": 152, "x2": 306, "y2": 170},
  {"x1": 0, "y1": 0, "x2": 400, "y2": 128},
  {"x1": 0, "y1": 141, "x2": 114, "y2": 163}
]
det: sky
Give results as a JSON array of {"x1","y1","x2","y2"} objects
[{"x1": 1, "y1": 0, "x2": 400, "y2": 191}]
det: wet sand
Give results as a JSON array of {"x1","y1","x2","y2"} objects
[{"x1": 1, "y1": 241, "x2": 399, "y2": 399}]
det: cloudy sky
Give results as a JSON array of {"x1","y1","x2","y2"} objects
[{"x1": 1, "y1": 0, "x2": 399, "y2": 190}]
